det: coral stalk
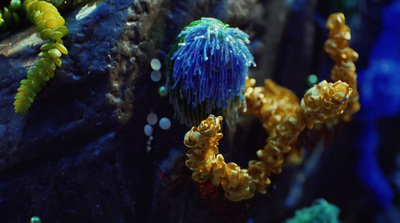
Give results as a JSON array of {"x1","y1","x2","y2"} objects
[
  {"x1": 324, "y1": 12, "x2": 359, "y2": 121},
  {"x1": 185, "y1": 78, "x2": 352, "y2": 201}
]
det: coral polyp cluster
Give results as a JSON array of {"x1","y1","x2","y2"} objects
[
  {"x1": 184, "y1": 115, "x2": 254, "y2": 201},
  {"x1": 324, "y1": 12, "x2": 359, "y2": 122},
  {"x1": 183, "y1": 13, "x2": 359, "y2": 201},
  {"x1": 166, "y1": 17, "x2": 256, "y2": 127},
  {"x1": 13, "y1": 0, "x2": 68, "y2": 115},
  {"x1": 301, "y1": 80, "x2": 352, "y2": 128},
  {"x1": 185, "y1": 79, "x2": 352, "y2": 201}
]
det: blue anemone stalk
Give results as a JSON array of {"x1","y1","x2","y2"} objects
[{"x1": 166, "y1": 17, "x2": 256, "y2": 127}]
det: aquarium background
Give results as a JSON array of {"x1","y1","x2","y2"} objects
[{"x1": 0, "y1": 0, "x2": 399, "y2": 222}]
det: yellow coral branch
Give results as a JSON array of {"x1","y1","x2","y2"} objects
[
  {"x1": 324, "y1": 12, "x2": 359, "y2": 121},
  {"x1": 301, "y1": 80, "x2": 352, "y2": 128},
  {"x1": 183, "y1": 13, "x2": 359, "y2": 201},
  {"x1": 184, "y1": 115, "x2": 254, "y2": 201},
  {"x1": 185, "y1": 78, "x2": 353, "y2": 201}
]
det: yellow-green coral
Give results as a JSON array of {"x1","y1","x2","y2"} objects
[
  {"x1": 14, "y1": 0, "x2": 68, "y2": 115},
  {"x1": 0, "y1": 0, "x2": 22, "y2": 29}
]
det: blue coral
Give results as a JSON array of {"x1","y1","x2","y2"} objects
[
  {"x1": 166, "y1": 17, "x2": 256, "y2": 126},
  {"x1": 356, "y1": 124, "x2": 394, "y2": 209},
  {"x1": 355, "y1": 0, "x2": 400, "y2": 209}
]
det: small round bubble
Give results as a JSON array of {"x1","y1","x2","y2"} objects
[
  {"x1": 158, "y1": 86, "x2": 167, "y2": 97},
  {"x1": 151, "y1": 70, "x2": 162, "y2": 82},
  {"x1": 147, "y1": 113, "x2": 158, "y2": 125},
  {"x1": 150, "y1": 58, "x2": 161, "y2": 71},
  {"x1": 307, "y1": 74, "x2": 318, "y2": 86},
  {"x1": 146, "y1": 146, "x2": 152, "y2": 153},
  {"x1": 144, "y1": 124, "x2": 153, "y2": 136},
  {"x1": 159, "y1": 117, "x2": 171, "y2": 130}
]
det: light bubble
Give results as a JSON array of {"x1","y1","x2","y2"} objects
[
  {"x1": 159, "y1": 117, "x2": 171, "y2": 130},
  {"x1": 144, "y1": 124, "x2": 153, "y2": 136},
  {"x1": 30, "y1": 216, "x2": 41, "y2": 223},
  {"x1": 150, "y1": 70, "x2": 162, "y2": 82},
  {"x1": 147, "y1": 113, "x2": 158, "y2": 125},
  {"x1": 150, "y1": 58, "x2": 161, "y2": 71},
  {"x1": 146, "y1": 146, "x2": 152, "y2": 153},
  {"x1": 307, "y1": 74, "x2": 318, "y2": 86},
  {"x1": 158, "y1": 86, "x2": 167, "y2": 97}
]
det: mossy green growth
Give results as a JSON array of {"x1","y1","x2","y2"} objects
[
  {"x1": 14, "y1": 0, "x2": 68, "y2": 115},
  {"x1": 285, "y1": 199, "x2": 340, "y2": 223}
]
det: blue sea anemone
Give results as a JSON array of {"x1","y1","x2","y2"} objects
[{"x1": 166, "y1": 17, "x2": 256, "y2": 127}]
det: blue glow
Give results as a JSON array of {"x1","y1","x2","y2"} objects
[
  {"x1": 355, "y1": 0, "x2": 400, "y2": 210},
  {"x1": 356, "y1": 125, "x2": 394, "y2": 209}
]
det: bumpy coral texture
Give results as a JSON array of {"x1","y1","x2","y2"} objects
[
  {"x1": 184, "y1": 115, "x2": 255, "y2": 201},
  {"x1": 167, "y1": 17, "x2": 256, "y2": 127},
  {"x1": 14, "y1": 0, "x2": 68, "y2": 115},
  {"x1": 184, "y1": 13, "x2": 358, "y2": 201},
  {"x1": 324, "y1": 12, "x2": 359, "y2": 122},
  {"x1": 301, "y1": 80, "x2": 352, "y2": 128}
]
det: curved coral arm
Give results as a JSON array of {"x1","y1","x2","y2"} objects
[
  {"x1": 184, "y1": 78, "x2": 353, "y2": 201},
  {"x1": 324, "y1": 12, "x2": 359, "y2": 121}
]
